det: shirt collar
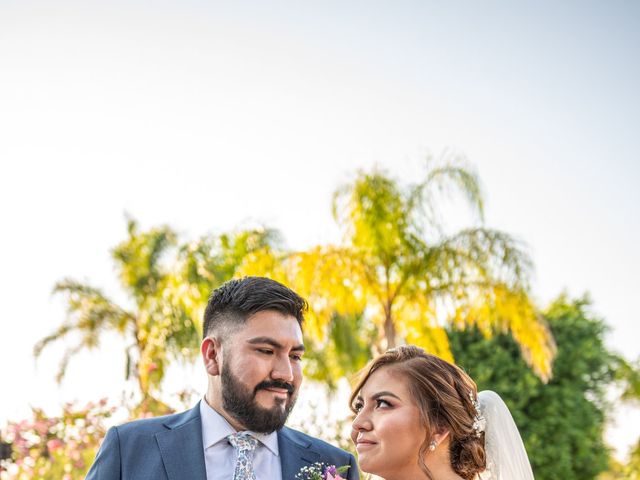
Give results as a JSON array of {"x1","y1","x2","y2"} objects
[{"x1": 199, "y1": 398, "x2": 280, "y2": 456}]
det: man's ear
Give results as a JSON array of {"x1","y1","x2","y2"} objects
[{"x1": 201, "y1": 336, "x2": 222, "y2": 376}]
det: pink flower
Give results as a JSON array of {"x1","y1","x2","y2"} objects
[
  {"x1": 46, "y1": 438, "x2": 63, "y2": 452},
  {"x1": 33, "y1": 420, "x2": 49, "y2": 436}
]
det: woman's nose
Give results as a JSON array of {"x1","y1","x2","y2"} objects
[{"x1": 352, "y1": 410, "x2": 372, "y2": 432}]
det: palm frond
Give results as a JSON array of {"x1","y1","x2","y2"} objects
[
  {"x1": 424, "y1": 161, "x2": 485, "y2": 220},
  {"x1": 111, "y1": 221, "x2": 177, "y2": 299},
  {"x1": 34, "y1": 278, "x2": 135, "y2": 381},
  {"x1": 426, "y1": 228, "x2": 532, "y2": 292},
  {"x1": 407, "y1": 157, "x2": 485, "y2": 236}
]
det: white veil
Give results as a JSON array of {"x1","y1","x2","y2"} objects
[{"x1": 476, "y1": 390, "x2": 535, "y2": 480}]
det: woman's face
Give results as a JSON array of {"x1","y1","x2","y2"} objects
[{"x1": 351, "y1": 366, "x2": 428, "y2": 480}]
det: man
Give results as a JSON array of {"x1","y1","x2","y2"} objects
[{"x1": 86, "y1": 276, "x2": 359, "y2": 479}]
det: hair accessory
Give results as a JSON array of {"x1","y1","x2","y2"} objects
[{"x1": 469, "y1": 391, "x2": 486, "y2": 437}]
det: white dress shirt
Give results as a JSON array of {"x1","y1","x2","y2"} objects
[{"x1": 199, "y1": 399, "x2": 282, "y2": 480}]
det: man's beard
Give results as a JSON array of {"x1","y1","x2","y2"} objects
[{"x1": 220, "y1": 363, "x2": 298, "y2": 433}]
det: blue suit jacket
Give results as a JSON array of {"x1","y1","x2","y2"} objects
[{"x1": 85, "y1": 403, "x2": 359, "y2": 480}]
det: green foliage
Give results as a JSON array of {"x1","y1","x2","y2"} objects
[
  {"x1": 303, "y1": 312, "x2": 376, "y2": 389},
  {"x1": 449, "y1": 295, "x2": 619, "y2": 480},
  {"x1": 112, "y1": 219, "x2": 177, "y2": 300},
  {"x1": 624, "y1": 440, "x2": 640, "y2": 479},
  {"x1": 617, "y1": 357, "x2": 640, "y2": 404},
  {"x1": 601, "y1": 439, "x2": 640, "y2": 479}
]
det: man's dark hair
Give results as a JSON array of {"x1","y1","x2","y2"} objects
[{"x1": 203, "y1": 276, "x2": 307, "y2": 339}]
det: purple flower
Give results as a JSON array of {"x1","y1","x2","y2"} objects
[{"x1": 324, "y1": 465, "x2": 338, "y2": 476}]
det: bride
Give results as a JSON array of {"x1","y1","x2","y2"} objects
[{"x1": 350, "y1": 345, "x2": 534, "y2": 480}]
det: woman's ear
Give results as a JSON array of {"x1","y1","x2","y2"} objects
[
  {"x1": 432, "y1": 427, "x2": 451, "y2": 447},
  {"x1": 201, "y1": 336, "x2": 222, "y2": 376}
]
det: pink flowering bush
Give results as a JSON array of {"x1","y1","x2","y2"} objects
[{"x1": 0, "y1": 399, "x2": 115, "y2": 480}]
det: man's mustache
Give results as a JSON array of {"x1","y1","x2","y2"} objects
[{"x1": 254, "y1": 380, "x2": 294, "y2": 395}]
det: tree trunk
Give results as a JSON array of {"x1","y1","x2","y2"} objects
[
  {"x1": 383, "y1": 303, "x2": 396, "y2": 349},
  {"x1": 133, "y1": 321, "x2": 153, "y2": 412}
]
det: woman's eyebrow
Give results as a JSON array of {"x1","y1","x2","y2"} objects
[
  {"x1": 355, "y1": 390, "x2": 402, "y2": 402},
  {"x1": 371, "y1": 391, "x2": 401, "y2": 401}
]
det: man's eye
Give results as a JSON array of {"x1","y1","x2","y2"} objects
[
  {"x1": 290, "y1": 353, "x2": 303, "y2": 361},
  {"x1": 258, "y1": 349, "x2": 274, "y2": 355}
]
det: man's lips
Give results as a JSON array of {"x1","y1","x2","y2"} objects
[
  {"x1": 255, "y1": 381, "x2": 294, "y2": 395},
  {"x1": 262, "y1": 387, "x2": 290, "y2": 396}
]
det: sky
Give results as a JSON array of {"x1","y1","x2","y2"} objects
[{"x1": 1, "y1": 0, "x2": 639, "y2": 460}]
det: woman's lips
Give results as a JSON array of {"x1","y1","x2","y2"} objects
[{"x1": 355, "y1": 439, "x2": 377, "y2": 451}]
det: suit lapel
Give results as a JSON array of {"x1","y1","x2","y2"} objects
[
  {"x1": 154, "y1": 408, "x2": 324, "y2": 479},
  {"x1": 278, "y1": 428, "x2": 321, "y2": 480},
  {"x1": 155, "y1": 404, "x2": 207, "y2": 480}
]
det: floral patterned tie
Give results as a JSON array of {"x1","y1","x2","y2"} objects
[{"x1": 227, "y1": 432, "x2": 258, "y2": 480}]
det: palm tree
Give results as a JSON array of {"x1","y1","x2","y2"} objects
[
  {"x1": 242, "y1": 157, "x2": 556, "y2": 381},
  {"x1": 34, "y1": 220, "x2": 282, "y2": 412},
  {"x1": 34, "y1": 219, "x2": 180, "y2": 413}
]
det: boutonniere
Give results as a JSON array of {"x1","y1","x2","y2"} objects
[{"x1": 295, "y1": 462, "x2": 350, "y2": 480}]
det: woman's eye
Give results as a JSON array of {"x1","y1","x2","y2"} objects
[
  {"x1": 375, "y1": 398, "x2": 391, "y2": 408},
  {"x1": 353, "y1": 402, "x2": 364, "y2": 412}
]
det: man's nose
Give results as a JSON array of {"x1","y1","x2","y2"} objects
[{"x1": 271, "y1": 354, "x2": 295, "y2": 382}]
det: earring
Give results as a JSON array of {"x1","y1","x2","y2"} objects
[{"x1": 429, "y1": 440, "x2": 437, "y2": 451}]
